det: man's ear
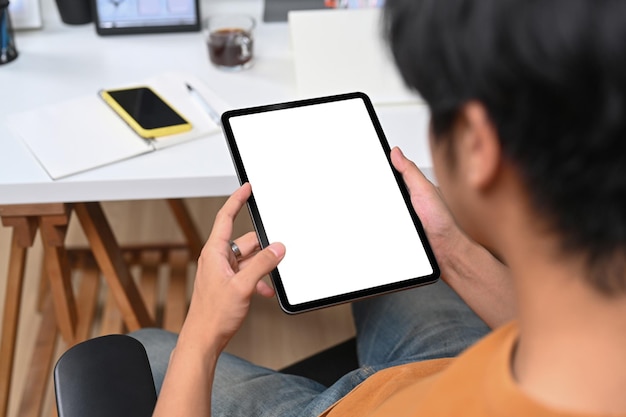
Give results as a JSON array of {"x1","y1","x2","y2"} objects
[{"x1": 455, "y1": 102, "x2": 502, "y2": 190}]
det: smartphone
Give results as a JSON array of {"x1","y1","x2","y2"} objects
[{"x1": 100, "y1": 86, "x2": 192, "y2": 139}]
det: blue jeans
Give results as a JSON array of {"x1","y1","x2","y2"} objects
[{"x1": 130, "y1": 280, "x2": 489, "y2": 417}]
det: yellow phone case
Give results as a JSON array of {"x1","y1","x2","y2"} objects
[{"x1": 100, "y1": 86, "x2": 192, "y2": 139}]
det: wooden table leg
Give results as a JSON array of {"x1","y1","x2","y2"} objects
[
  {"x1": 0, "y1": 217, "x2": 37, "y2": 417},
  {"x1": 0, "y1": 204, "x2": 78, "y2": 417},
  {"x1": 167, "y1": 199, "x2": 203, "y2": 260},
  {"x1": 15, "y1": 297, "x2": 57, "y2": 417},
  {"x1": 38, "y1": 209, "x2": 78, "y2": 344},
  {"x1": 1, "y1": 200, "x2": 167, "y2": 417},
  {"x1": 74, "y1": 202, "x2": 154, "y2": 331}
]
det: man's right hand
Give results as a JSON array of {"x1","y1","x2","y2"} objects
[
  {"x1": 391, "y1": 146, "x2": 515, "y2": 328},
  {"x1": 390, "y1": 146, "x2": 464, "y2": 269}
]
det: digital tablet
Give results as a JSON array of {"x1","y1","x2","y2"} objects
[
  {"x1": 222, "y1": 92, "x2": 439, "y2": 314},
  {"x1": 91, "y1": 0, "x2": 200, "y2": 36}
]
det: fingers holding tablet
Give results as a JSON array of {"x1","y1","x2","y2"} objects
[
  {"x1": 207, "y1": 183, "x2": 253, "y2": 254},
  {"x1": 229, "y1": 232, "x2": 262, "y2": 267},
  {"x1": 222, "y1": 93, "x2": 440, "y2": 314},
  {"x1": 187, "y1": 185, "x2": 285, "y2": 348}
]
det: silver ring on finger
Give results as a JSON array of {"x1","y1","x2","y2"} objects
[{"x1": 229, "y1": 240, "x2": 242, "y2": 259}]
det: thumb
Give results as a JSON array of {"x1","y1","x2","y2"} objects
[
  {"x1": 239, "y1": 243, "x2": 285, "y2": 288},
  {"x1": 391, "y1": 147, "x2": 434, "y2": 196}
]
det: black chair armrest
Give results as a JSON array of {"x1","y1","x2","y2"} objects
[{"x1": 54, "y1": 334, "x2": 157, "y2": 417}]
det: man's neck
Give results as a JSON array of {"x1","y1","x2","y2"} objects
[{"x1": 510, "y1": 255, "x2": 626, "y2": 415}]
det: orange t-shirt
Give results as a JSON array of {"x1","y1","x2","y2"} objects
[{"x1": 320, "y1": 322, "x2": 610, "y2": 417}]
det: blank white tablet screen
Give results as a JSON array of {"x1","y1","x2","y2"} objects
[{"x1": 227, "y1": 97, "x2": 434, "y2": 307}]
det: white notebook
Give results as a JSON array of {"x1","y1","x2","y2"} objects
[
  {"x1": 6, "y1": 72, "x2": 226, "y2": 180},
  {"x1": 288, "y1": 8, "x2": 420, "y2": 104}
]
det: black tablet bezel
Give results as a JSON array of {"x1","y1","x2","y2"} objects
[
  {"x1": 91, "y1": 0, "x2": 201, "y2": 36},
  {"x1": 221, "y1": 92, "x2": 440, "y2": 314}
]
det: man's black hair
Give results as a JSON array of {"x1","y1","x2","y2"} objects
[{"x1": 384, "y1": 0, "x2": 626, "y2": 294}]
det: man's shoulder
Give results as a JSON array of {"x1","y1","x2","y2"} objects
[
  {"x1": 387, "y1": 321, "x2": 519, "y2": 414},
  {"x1": 322, "y1": 322, "x2": 519, "y2": 417}
]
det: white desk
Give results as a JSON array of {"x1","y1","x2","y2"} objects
[{"x1": 0, "y1": 0, "x2": 432, "y2": 205}]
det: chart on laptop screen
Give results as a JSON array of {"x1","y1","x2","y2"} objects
[{"x1": 95, "y1": 0, "x2": 197, "y2": 28}]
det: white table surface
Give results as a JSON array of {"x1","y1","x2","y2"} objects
[{"x1": 0, "y1": 0, "x2": 432, "y2": 205}]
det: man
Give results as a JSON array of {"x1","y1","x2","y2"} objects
[{"x1": 138, "y1": 0, "x2": 626, "y2": 415}]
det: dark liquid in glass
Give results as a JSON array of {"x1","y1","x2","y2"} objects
[{"x1": 208, "y1": 28, "x2": 253, "y2": 68}]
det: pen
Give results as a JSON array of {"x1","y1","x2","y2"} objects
[{"x1": 186, "y1": 83, "x2": 222, "y2": 127}]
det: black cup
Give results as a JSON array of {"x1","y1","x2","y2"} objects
[{"x1": 55, "y1": 0, "x2": 93, "y2": 25}]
